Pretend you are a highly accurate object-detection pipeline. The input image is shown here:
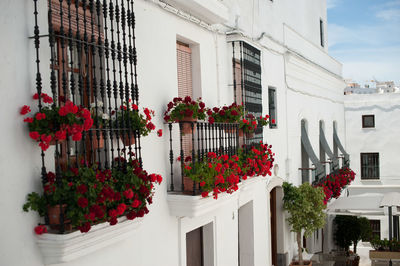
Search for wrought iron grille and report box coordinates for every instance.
[168,122,245,195]
[231,41,263,144]
[32,0,140,232]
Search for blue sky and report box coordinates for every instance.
[327,0,400,85]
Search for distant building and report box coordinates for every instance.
[344,80,399,95]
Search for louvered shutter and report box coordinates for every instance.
[176,42,193,161]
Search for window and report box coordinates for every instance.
[231,41,262,142]
[361,153,380,179]
[369,220,381,239]
[362,115,375,128]
[319,19,324,47]
[268,87,277,128]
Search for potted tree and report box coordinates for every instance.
[333,215,371,265]
[283,182,326,266]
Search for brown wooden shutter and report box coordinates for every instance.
[177,41,193,98]
[176,41,194,160]
[49,0,103,40]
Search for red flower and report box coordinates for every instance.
[146,122,155,130]
[271,119,276,124]
[108,209,118,218]
[33,93,39,100]
[68,182,73,187]
[117,203,127,215]
[109,217,118,226]
[77,184,87,194]
[156,175,163,184]
[208,117,215,124]
[43,95,53,104]
[157,129,163,137]
[77,197,88,208]
[126,211,137,220]
[35,112,46,121]
[132,104,138,110]
[201,191,209,198]
[83,118,94,131]
[41,134,52,144]
[123,189,134,199]
[34,225,47,235]
[29,131,40,140]
[39,142,50,151]
[131,199,141,208]
[72,132,82,141]
[55,130,67,141]
[20,105,31,115]
[200,181,206,187]
[78,222,91,233]
[46,172,56,183]
[24,117,34,123]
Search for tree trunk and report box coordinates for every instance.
[297,231,303,265]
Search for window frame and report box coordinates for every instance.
[362,115,375,128]
[360,152,380,180]
[319,19,324,47]
[268,87,277,129]
[369,219,381,240]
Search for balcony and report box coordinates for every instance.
[166,121,274,217]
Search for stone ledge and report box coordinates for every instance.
[36,217,143,265]
[167,176,266,218]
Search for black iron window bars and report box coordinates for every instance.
[167,121,244,195]
[32,0,141,232]
[230,40,263,144]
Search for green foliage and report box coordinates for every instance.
[371,237,400,252]
[23,192,47,217]
[114,108,154,136]
[333,215,372,253]
[282,182,326,237]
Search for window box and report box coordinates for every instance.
[36,217,143,265]
[369,250,400,260]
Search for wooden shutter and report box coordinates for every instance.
[49,0,103,40]
[186,227,204,266]
[177,42,193,98]
[176,41,193,160]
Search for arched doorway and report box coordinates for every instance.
[269,183,285,266]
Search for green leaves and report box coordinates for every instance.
[282,182,326,237]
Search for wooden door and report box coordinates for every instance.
[186,227,204,266]
[270,188,277,266]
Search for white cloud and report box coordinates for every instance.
[326,0,339,9]
[376,8,400,21]
[341,61,400,84]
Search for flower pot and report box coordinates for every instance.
[289,261,312,266]
[183,176,200,195]
[121,133,136,146]
[179,117,197,135]
[47,204,72,231]
[246,132,255,138]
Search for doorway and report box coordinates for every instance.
[270,187,278,266]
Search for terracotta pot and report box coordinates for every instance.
[47,204,72,230]
[289,261,312,266]
[183,176,200,195]
[246,132,255,138]
[121,133,136,146]
[179,117,197,135]
[239,129,244,137]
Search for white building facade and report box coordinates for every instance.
[0,0,348,266]
[343,92,400,238]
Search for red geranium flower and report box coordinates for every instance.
[20,105,31,115]
[34,225,47,235]
[77,197,88,208]
[157,129,162,137]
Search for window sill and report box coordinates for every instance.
[167,176,266,218]
[36,217,143,265]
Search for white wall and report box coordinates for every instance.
[344,93,400,186]
[0,0,347,265]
